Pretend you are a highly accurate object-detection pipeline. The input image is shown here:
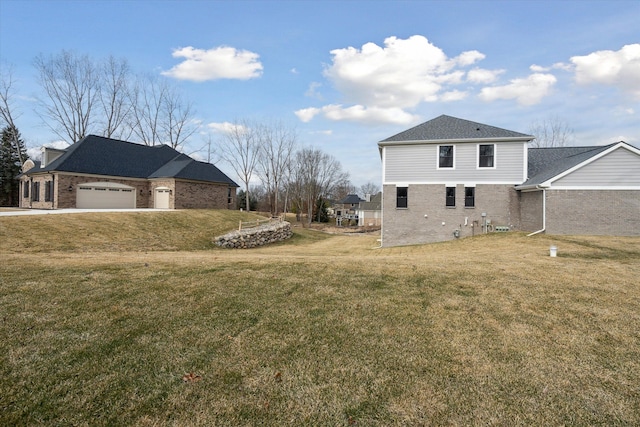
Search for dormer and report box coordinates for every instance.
[41,146,66,168]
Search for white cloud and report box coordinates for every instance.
[294,107,321,123]
[162,46,263,81]
[479,73,557,106]
[295,104,418,125]
[441,90,468,102]
[453,50,485,66]
[299,35,487,124]
[530,62,573,73]
[207,121,248,134]
[467,67,505,84]
[305,82,323,99]
[310,130,333,136]
[324,35,480,109]
[571,44,640,98]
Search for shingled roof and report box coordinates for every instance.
[26,135,238,186]
[380,115,533,143]
[520,143,617,187]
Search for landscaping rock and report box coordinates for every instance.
[214,221,293,249]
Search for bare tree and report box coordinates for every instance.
[217,120,260,211]
[255,120,297,216]
[162,85,197,150]
[0,63,26,164]
[129,76,168,146]
[528,115,574,148]
[289,147,349,224]
[34,50,100,143]
[359,182,380,199]
[129,75,197,149]
[99,55,133,140]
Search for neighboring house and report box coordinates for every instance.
[335,194,363,226]
[356,192,382,227]
[378,115,640,247]
[18,135,238,210]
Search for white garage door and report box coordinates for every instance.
[76,182,136,209]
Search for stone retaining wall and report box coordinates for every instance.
[214,221,293,249]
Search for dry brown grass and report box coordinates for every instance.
[1,211,639,425]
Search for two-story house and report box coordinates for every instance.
[379,115,640,247]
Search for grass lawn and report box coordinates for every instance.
[1,210,639,425]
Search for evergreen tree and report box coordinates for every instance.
[315,197,330,223]
[0,125,27,206]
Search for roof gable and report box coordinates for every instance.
[380,115,533,143]
[520,141,639,188]
[149,154,239,186]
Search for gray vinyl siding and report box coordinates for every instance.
[384,141,526,183]
[553,148,640,187]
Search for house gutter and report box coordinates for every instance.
[526,187,546,236]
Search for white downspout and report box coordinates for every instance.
[527,188,546,236]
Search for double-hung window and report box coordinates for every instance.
[478,144,495,168]
[445,186,456,207]
[465,187,475,208]
[438,145,454,169]
[45,181,53,202]
[32,182,40,202]
[23,182,29,198]
[396,186,408,208]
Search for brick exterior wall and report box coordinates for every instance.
[382,184,518,246]
[20,173,236,210]
[546,190,640,236]
[19,175,55,209]
[174,180,236,209]
[518,190,544,232]
[50,175,150,208]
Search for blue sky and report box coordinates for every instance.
[1,0,639,187]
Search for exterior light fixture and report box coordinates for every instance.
[68,185,73,192]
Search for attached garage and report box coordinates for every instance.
[76,182,136,209]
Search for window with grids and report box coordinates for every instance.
[445,186,455,207]
[396,186,408,208]
[465,187,475,207]
[45,181,53,202]
[32,182,40,202]
[478,144,495,168]
[438,145,454,168]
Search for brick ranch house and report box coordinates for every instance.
[379,115,640,247]
[18,135,238,210]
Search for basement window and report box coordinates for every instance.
[465,187,475,208]
[446,186,456,207]
[396,186,408,208]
